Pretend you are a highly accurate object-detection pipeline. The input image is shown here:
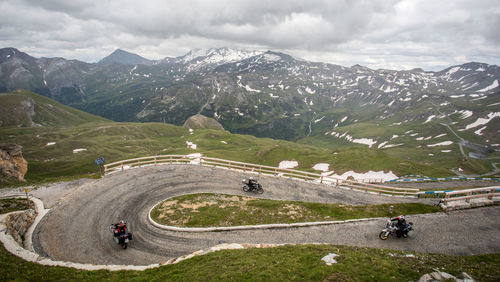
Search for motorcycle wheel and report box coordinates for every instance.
[243,185,250,192]
[256,187,264,194]
[379,231,390,240]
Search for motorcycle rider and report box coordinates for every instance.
[390,215,407,237]
[246,177,258,190]
[113,220,127,239]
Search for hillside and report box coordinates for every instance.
[0,48,499,177]
[0,117,454,187]
[0,90,108,127]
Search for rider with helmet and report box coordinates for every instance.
[113,220,127,237]
[390,215,407,237]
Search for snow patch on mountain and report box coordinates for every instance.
[423,115,436,124]
[427,141,453,147]
[458,110,473,119]
[463,112,500,130]
[477,80,499,92]
[474,126,487,135]
[262,53,281,62]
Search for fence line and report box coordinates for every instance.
[443,187,500,204]
[103,155,419,196]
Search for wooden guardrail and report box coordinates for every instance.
[443,187,499,204]
[103,155,420,196]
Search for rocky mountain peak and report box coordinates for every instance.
[98,49,152,65]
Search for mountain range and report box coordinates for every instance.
[0,46,499,176]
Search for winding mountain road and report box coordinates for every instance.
[32,165,500,266]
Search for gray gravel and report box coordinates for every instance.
[32,165,500,266]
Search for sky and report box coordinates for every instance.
[1,0,500,71]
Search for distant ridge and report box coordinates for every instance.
[98,49,152,65]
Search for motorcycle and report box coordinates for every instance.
[110,224,133,249]
[242,179,264,194]
[379,219,414,240]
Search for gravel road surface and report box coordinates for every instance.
[32,165,500,266]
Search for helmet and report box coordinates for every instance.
[397,215,404,220]
[119,220,125,225]
[249,177,254,180]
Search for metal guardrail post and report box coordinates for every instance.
[121,162,123,171]
[489,188,494,200]
[320,175,323,184]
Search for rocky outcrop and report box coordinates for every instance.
[5,209,37,246]
[0,143,28,181]
[183,114,224,130]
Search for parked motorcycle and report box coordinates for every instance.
[110,224,133,249]
[242,179,264,194]
[379,219,414,240]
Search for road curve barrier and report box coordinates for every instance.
[103,155,420,197]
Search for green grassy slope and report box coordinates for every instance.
[0,89,109,127]
[1,120,450,187]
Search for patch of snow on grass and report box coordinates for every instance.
[441,150,452,153]
[450,94,465,98]
[464,112,500,130]
[477,79,498,92]
[390,135,398,140]
[186,141,197,149]
[221,141,228,144]
[427,141,453,147]
[322,253,339,266]
[378,141,388,148]
[279,161,298,169]
[423,115,436,124]
[474,126,486,135]
[244,84,261,93]
[352,138,377,148]
[312,163,329,172]
[314,116,325,123]
[45,142,56,146]
[328,170,397,181]
[305,87,316,94]
[459,110,473,119]
[434,133,446,138]
[381,143,403,149]
[72,148,87,153]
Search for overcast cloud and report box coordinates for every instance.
[1,0,499,70]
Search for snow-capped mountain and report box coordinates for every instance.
[164,47,264,72]
[1,47,499,144]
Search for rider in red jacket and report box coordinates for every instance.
[114,220,127,236]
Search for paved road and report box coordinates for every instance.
[32,165,500,266]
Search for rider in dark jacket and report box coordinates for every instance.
[245,177,259,190]
[390,215,406,237]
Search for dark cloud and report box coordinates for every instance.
[0,0,499,70]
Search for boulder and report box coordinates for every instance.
[0,143,28,181]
